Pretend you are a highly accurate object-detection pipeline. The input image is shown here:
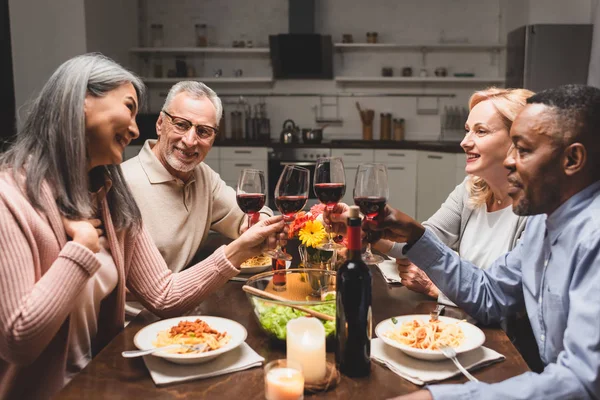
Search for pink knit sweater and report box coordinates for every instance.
[0,172,239,399]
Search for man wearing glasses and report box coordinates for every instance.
[122,81,272,283]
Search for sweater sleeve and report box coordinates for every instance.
[126,225,239,318]
[0,200,101,365]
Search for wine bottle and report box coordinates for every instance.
[335,205,372,377]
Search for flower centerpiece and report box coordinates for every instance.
[289,204,343,270]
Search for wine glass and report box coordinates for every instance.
[236,169,267,229]
[265,165,309,261]
[353,163,389,264]
[313,157,346,250]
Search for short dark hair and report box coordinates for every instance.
[527,84,600,172]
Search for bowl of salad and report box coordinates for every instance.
[244,269,336,341]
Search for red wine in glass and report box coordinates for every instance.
[237,193,266,214]
[314,157,346,251]
[275,195,308,220]
[314,183,346,207]
[236,169,266,229]
[354,196,386,219]
[265,165,310,261]
[353,163,389,264]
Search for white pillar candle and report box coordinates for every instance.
[286,317,327,383]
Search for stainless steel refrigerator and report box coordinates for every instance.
[506,24,593,92]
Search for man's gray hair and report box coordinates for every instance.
[0,53,145,230]
[161,81,223,123]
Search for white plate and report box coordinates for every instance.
[133,316,247,365]
[375,315,485,361]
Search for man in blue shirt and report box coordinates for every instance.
[371,84,600,399]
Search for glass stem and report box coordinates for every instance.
[365,243,373,257]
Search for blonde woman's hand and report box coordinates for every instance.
[62,217,102,253]
[396,258,439,298]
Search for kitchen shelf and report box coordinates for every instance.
[335,76,505,84]
[142,77,274,84]
[130,47,270,54]
[334,43,505,51]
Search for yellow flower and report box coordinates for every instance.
[298,220,327,248]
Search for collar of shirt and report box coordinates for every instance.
[545,180,600,245]
[138,139,196,186]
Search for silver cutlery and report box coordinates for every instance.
[121,343,207,358]
[430,304,445,321]
[438,344,479,382]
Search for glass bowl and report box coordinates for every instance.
[244,269,336,341]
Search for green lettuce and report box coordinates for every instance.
[255,300,336,340]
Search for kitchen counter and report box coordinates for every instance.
[214,139,463,153]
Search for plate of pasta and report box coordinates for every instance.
[133,316,247,364]
[375,315,485,361]
[240,254,272,274]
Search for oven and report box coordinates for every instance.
[267,147,331,211]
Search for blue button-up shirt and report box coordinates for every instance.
[406,180,600,400]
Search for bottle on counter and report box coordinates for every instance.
[335,205,372,377]
[393,118,405,141]
[380,112,392,141]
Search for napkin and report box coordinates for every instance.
[143,342,265,386]
[377,260,402,284]
[371,338,505,385]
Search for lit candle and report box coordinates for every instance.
[265,361,304,400]
[286,317,327,383]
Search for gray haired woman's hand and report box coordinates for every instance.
[62,217,102,253]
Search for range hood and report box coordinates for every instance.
[269,0,333,79]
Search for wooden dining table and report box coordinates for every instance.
[57,249,530,400]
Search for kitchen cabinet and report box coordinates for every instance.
[375,150,417,218]
[455,153,467,186]
[219,147,269,189]
[331,149,374,205]
[416,151,458,221]
[203,147,220,174]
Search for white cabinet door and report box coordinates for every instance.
[374,150,417,218]
[203,147,220,174]
[416,151,458,221]
[331,149,374,205]
[387,164,417,218]
[219,147,268,187]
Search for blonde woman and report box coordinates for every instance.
[378,88,533,304]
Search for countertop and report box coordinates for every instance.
[213,139,463,153]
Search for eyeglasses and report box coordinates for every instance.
[161,110,218,139]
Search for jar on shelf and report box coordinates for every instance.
[150,24,164,47]
[152,59,163,78]
[195,24,207,47]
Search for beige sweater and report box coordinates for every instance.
[0,172,239,400]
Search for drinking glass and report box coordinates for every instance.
[353,163,389,264]
[265,165,309,261]
[313,157,345,250]
[236,169,267,229]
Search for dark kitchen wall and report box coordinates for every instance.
[1,0,15,150]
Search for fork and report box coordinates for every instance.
[438,344,479,382]
[121,343,207,358]
[430,304,445,321]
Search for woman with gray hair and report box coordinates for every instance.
[0,53,285,399]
